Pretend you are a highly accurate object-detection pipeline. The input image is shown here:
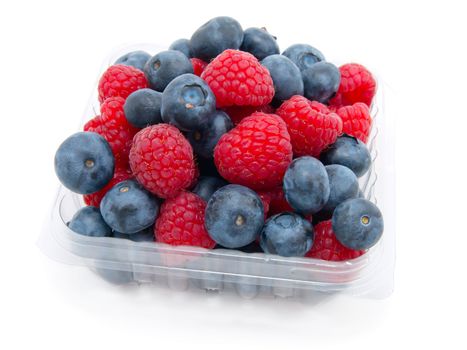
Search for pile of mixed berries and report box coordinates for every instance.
[55,16,384,262]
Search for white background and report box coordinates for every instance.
[1,0,466,349]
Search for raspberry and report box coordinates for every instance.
[83,167,132,207]
[335,103,372,143]
[190,58,208,76]
[276,95,342,157]
[257,191,272,218]
[214,112,292,190]
[188,164,200,189]
[98,64,148,103]
[84,96,138,167]
[306,220,365,261]
[223,105,275,125]
[201,49,274,108]
[129,124,196,198]
[329,63,376,108]
[267,187,293,216]
[155,191,215,249]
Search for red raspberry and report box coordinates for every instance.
[190,58,208,77]
[329,63,376,108]
[267,187,293,216]
[129,124,196,198]
[306,220,365,261]
[83,167,132,207]
[84,96,138,167]
[276,95,342,157]
[201,49,274,108]
[214,112,292,190]
[223,105,275,125]
[98,64,148,103]
[188,164,200,189]
[155,191,215,249]
[257,191,272,218]
[336,102,372,143]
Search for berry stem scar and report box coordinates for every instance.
[235,215,245,226]
[361,215,370,225]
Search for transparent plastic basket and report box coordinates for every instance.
[38,44,395,300]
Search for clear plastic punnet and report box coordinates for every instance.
[38,44,395,300]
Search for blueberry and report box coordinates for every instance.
[187,110,233,157]
[261,54,304,102]
[161,74,216,131]
[283,156,330,215]
[205,185,264,248]
[143,50,193,91]
[215,241,263,253]
[302,61,340,103]
[282,44,325,71]
[237,241,263,253]
[100,180,159,234]
[240,27,279,60]
[321,136,372,177]
[197,157,221,177]
[260,213,313,257]
[192,176,228,202]
[54,132,114,194]
[124,88,162,128]
[332,198,384,250]
[169,38,193,58]
[323,165,359,212]
[113,226,155,242]
[115,50,151,71]
[68,206,112,237]
[190,16,243,61]
[311,210,333,226]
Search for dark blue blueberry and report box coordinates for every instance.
[169,38,193,58]
[302,61,340,103]
[143,50,193,91]
[197,157,221,177]
[115,50,151,71]
[54,132,114,194]
[113,226,155,242]
[100,180,159,234]
[187,110,233,157]
[283,156,330,215]
[205,184,264,248]
[124,88,162,128]
[68,206,112,237]
[261,54,304,102]
[282,44,325,71]
[190,16,243,61]
[321,136,371,177]
[311,210,333,226]
[192,176,228,202]
[240,27,279,60]
[161,73,216,131]
[332,198,384,250]
[323,165,359,212]
[237,241,263,253]
[215,241,263,253]
[260,213,313,257]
